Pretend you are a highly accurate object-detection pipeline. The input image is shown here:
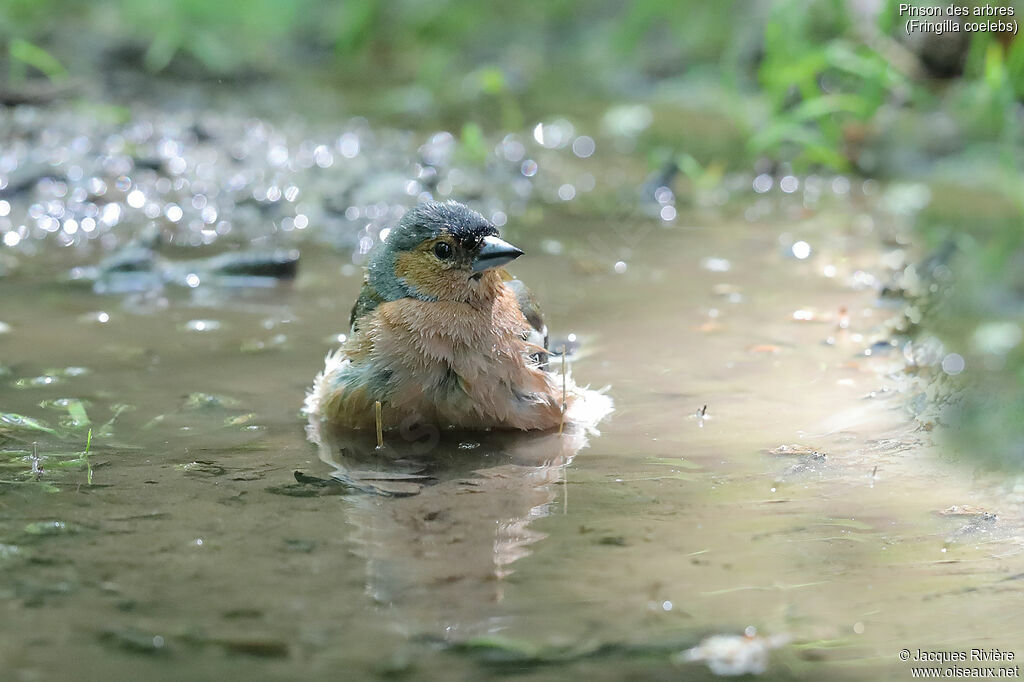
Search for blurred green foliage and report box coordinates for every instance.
[1,0,1020,171]
[8,39,68,82]
[912,184,1024,467]
[754,0,908,170]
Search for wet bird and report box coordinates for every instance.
[305,200,609,432]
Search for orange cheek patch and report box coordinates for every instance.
[394,250,461,300]
[394,251,441,296]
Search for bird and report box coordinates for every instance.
[304,200,610,432]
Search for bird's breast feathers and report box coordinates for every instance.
[307,282,564,430]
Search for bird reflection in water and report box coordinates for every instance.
[306,415,604,638]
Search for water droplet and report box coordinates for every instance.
[165,204,183,222]
[338,133,360,158]
[941,353,965,375]
[572,135,596,158]
[184,319,220,332]
[541,239,563,255]
[126,190,146,209]
[701,257,730,272]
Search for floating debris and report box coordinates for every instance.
[30,442,42,478]
[675,629,790,676]
[183,393,240,410]
[936,505,997,521]
[175,460,227,477]
[223,413,256,427]
[265,470,418,498]
[692,404,710,428]
[767,444,826,460]
[374,400,384,450]
[22,520,76,536]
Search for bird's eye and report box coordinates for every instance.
[433,242,452,259]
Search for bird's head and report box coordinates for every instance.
[367,201,523,303]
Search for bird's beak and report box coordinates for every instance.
[472,235,524,272]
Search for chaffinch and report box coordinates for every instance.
[304,200,610,432]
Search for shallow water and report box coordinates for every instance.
[3,113,1024,681]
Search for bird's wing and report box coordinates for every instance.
[504,276,549,368]
[349,277,386,332]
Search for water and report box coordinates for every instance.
[2,106,1023,681]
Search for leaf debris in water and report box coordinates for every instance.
[0,413,56,435]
